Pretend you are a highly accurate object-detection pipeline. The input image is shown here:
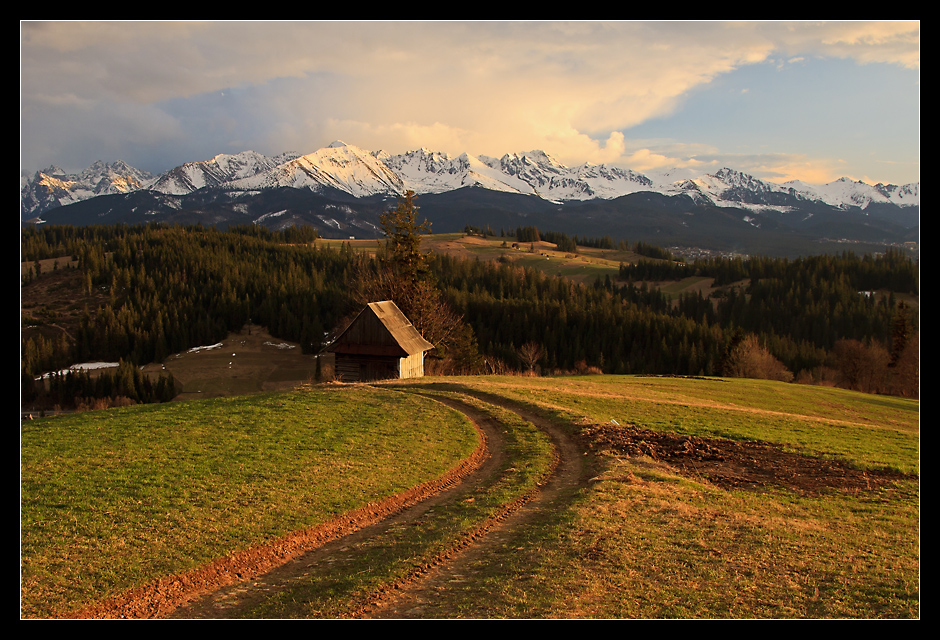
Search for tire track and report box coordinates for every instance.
[358,389,587,619]
[74,388,583,619]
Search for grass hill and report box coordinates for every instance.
[322,231,713,295]
[21,346,919,618]
[20,224,919,617]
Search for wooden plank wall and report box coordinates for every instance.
[335,354,403,382]
[399,353,425,379]
[338,311,398,349]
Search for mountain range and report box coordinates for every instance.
[21,141,919,257]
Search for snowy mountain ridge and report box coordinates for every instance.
[21,161,155,216]
[21,141,920,220]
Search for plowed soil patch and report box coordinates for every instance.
[580,423,913,495]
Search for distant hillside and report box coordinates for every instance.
[27,185,917,259]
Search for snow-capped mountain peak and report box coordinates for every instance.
[20,161,154,218]
[229,142,406,197]
[146,150,297,196]
[781,176,919,210]
[21,143,920,221]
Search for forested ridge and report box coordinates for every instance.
[21,222,918,409]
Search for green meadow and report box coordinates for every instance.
[21,375,919,619]
[20,386,479,618]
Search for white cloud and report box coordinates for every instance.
[20,20,919,184]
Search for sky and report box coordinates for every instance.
[20,20,920,187]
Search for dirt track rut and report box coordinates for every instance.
[361,392,585,619]
[157,390,583,619]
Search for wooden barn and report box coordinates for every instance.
[325,300,435,382]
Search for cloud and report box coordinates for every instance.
[813,20,920,68]
[318,119,479,156]
[697,152,863,185]
[20,21,919,184]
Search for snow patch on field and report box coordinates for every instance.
[37,361,120,380]
[264,341,296,349]
[186,343,223,353]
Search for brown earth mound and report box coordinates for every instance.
[579,423,913,495]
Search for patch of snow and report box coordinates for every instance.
[187,343,223,353]
[264,341,296,349]
[254,209,289,223]
[37,361,120,380]
[317,215,342,229]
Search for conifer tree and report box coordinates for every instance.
[354,191,481,371]
[378,190,431,284]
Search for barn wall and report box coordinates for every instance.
[328,302,432,381]
[335,354,402,382]
[399,353,425,379]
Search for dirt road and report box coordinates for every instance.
[359,391,585,619]
[69,383,909,619]
[153,390,585,619]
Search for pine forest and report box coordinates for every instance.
[21,221,919,410]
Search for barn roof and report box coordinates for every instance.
[327,300,434,356]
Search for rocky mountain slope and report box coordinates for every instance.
[21,142,919,258]
[22,141,919,220]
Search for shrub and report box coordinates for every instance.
[723,334,794,382]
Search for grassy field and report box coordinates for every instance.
[20,385,480,618]
[445,376,919,474]
[321,233,658,287]
[212,389,557,619]
[395,376,919,618]
[319,232,727,300]
[21,375,919,619]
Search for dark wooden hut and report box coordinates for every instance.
[326,300,434,382]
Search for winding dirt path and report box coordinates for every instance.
[359,391,586,619]
[67,391,491,619]
[151,389,586,619]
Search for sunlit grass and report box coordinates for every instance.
[453,456,919,618]
[234,390,555,619]
[387,375,919,619]
[21,385,479,618]
[443,375,918,475]
[22,374,919,619]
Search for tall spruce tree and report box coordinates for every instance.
[378,190,431,284]
[354,191,481,372]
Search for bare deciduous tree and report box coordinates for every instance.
[517,341,545,375]
[832,338,890,394]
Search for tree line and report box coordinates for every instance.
[434,248,916,395]
[22,360,177,410]
[620,248,918,291]
[518,227,636,254]
[469,225,652,256]
[21,220,918,409]
[21,223,350,410]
